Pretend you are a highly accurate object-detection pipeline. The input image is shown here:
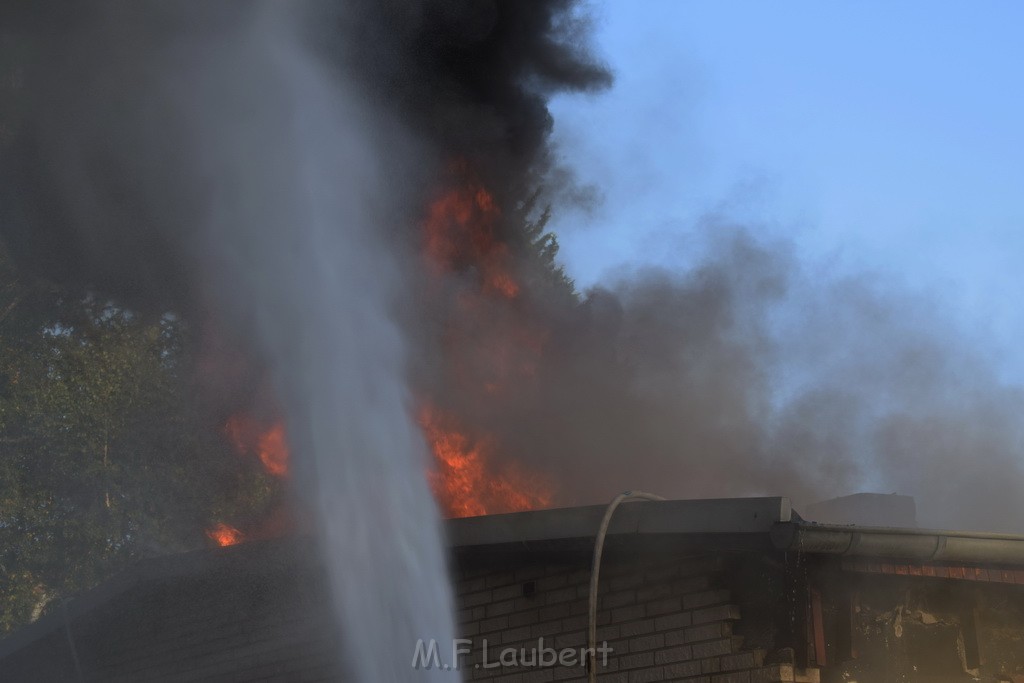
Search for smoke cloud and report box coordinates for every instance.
[4,10,1023,683]
[428,214,1024,533]
[0,0,615,678]
[323,2,1024,535]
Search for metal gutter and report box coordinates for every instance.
[771,522,1024,565]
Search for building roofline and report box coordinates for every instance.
[446,496,792,547]
[449,497,1024,566]
[6,496,1024,660]
[771,521,1024,565]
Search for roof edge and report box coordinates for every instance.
[446,496,792,547]
[771,521,1024,565]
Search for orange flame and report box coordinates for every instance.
[423,184,519,299]
[418,403,553,518]
[417,172,557,515]
[207,171,558,545]
[207,522,243,547]
[224,414,289,477]
[214,402,552,524]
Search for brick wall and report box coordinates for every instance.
[454,552,817,683]
[1,537,832,682]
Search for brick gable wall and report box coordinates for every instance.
[454,552,818,683]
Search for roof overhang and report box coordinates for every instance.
[446,496,792,548]
[7,496,1024,662]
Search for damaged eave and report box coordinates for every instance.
[771,521,1024,565]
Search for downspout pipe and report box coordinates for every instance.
[588,491,665,683]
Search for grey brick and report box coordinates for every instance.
[653,644,693,664]
[720,651,764,671]
[684,622,732,643]
[493,584,525,602]
[654,611,691,631]
[612,604,646,623]
[500,626,533,645]
[691,604,741,625]
[539,602,574,622]
[561,615,588,632]
[691,638,734,659]
[629,666,666,683]
[509,610,539,628]
[515,596,543,611]
[530,621,563,639]
[628,633,664,652]
[461,590,494,608]
[554,631,586,649]
[487,599,517,617]
[620,619,656,637]
[553,665,587,681]
[601,590,637,609]
[663,660,703,678]
[645,597,682,616]
[480,615,509,634]
[522,669,554,683]
[545,586,578,605]
[587,674,628,683]
[711,671,751,683]
[618,651,655,669]
[664,628,691,647]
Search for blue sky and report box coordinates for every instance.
[550,1,1024,376]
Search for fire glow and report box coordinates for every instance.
[419,403,553,517]
[206,522,243,547]
[423,182,519,300]
[223,414,289,478]
[419,173,556,516]
[208,177,557,544]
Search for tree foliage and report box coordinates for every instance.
[0,247,276,633]
[513,187,578,305]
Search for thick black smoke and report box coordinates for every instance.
[0,0,610,312]
[327,0,610,194]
